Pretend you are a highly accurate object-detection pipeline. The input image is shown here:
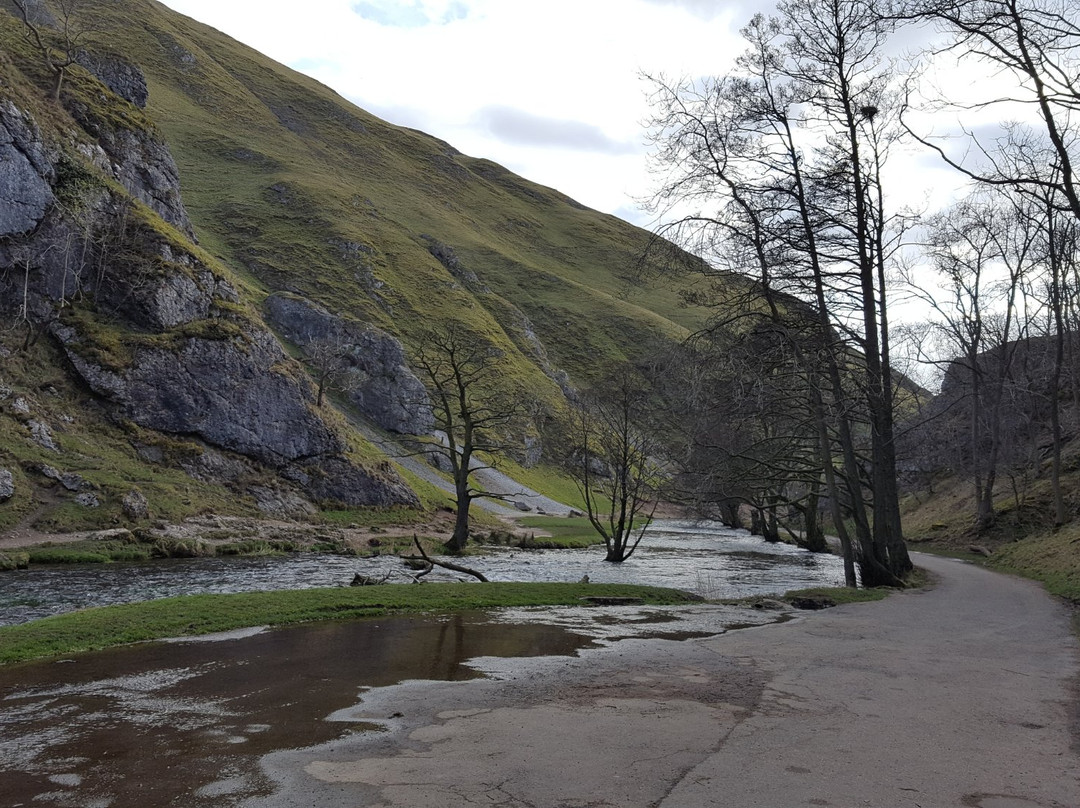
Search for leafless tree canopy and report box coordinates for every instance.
[411,324,524,553]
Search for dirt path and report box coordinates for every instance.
[251,554,1079,808]
[347,418,573,517]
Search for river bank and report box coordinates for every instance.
[253,554,1080,808]
[2,555,1074,807]
[0,519,849,628]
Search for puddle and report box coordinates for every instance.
[0,601,781,806]
[0,612,592,807]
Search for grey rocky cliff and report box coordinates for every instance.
[0,100,55,237]
[95,240,240,331]
[75,51,149,108]
[264,293,434,435]
[49,311,417,509]
[58,49,194,239]
[54,325,342,466]
[1,98,418,510]
[99,125,193,239]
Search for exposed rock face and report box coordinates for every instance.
[75,51,149,108]
[422,235,487,292]
[94,125,195,239]
[51,322,419,508]
[28,419,59,451]
[0,0,55,26]
[44,467,87,492]
[523,435,542,467]
[74,492,100,507]
[0,469,14,502]
[55,326,342,466]
[177,446,250,483]
[264,293,434,435]
[285,455,418,508]
[122,488,150,520]
[95,247,239,331]
[1,86,420,512]
[0,100,54,237]
[248,485,316,519]
[49,58,195,239]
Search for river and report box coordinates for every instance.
[0,519,846,626]
[0,519,847,807]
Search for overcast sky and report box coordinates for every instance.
[156,0,1015,236]
[157,0,769,226]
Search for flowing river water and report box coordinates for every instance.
[0,519,847,807]
[0,519,846,627]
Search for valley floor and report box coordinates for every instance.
[255,554,1079,808]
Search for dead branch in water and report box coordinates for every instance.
[406,535,489,582]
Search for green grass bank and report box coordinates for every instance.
[0,582,699,666]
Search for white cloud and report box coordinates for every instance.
[158,0,746,218]
[350,0,470,27]
[472,106,642,155]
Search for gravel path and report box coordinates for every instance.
[252,554,1079,808]
[351,421,574,517]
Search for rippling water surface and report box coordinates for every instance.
[0,519,845,626]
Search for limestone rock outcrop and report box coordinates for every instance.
[0,92,419,512]
[75,51,149,108]
[55,326,342,466]
[264,293,434,435]
[0,100,54,237]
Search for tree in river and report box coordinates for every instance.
[411,324,524,553]
[670,323,833,552]
[645,0,914,585]
[568,371,660,563]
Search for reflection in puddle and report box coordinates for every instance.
[0,613,592,807]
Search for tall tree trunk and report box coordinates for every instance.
[50,66,65,101]
[1048,202,1068,527]
[447,492,470,554]
[801,488,829,553]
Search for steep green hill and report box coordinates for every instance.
[0,0,727,534]
[98,0,715,381]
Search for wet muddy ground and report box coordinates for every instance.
[0,603,775,807]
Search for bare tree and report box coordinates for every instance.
[645,0,914,585]
[908,191,1032,530]
[900,0,1080,224]
[569,370,660,563]
[11,0,96,101]
[411,325,523,554]
[304,335,351,408]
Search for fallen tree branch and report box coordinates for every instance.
[410,535,489,582]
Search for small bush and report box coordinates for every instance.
[0,552,30,571]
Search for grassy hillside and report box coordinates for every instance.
[0,0,743,535]
[84,0,718,389]
[901,450,1080,603]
